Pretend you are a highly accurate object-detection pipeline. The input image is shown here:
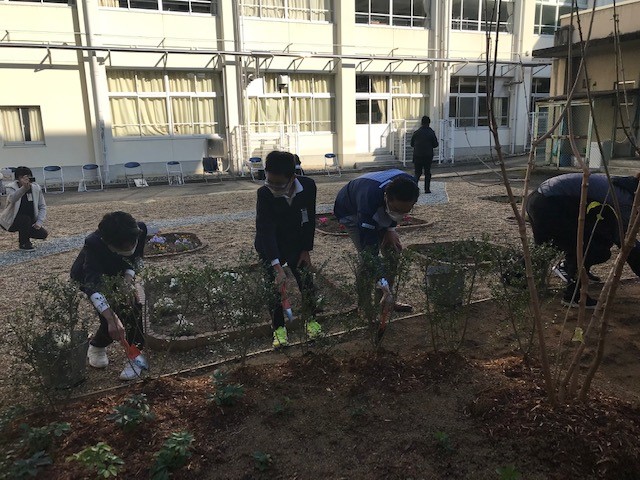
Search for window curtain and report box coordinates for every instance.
[313,75,331,93]
[110,98,140,136]
[314,98,332,131]
[1,108,23,143]
[291,74,313,93]
[371,76,388,94]
[28,108,44,142]
[194,98,216,134]
[171,97,193,135]
[292,97,312,131]
[310,0,329,21]
[99,0,121,7]
[289,0,307,19]
[139,98,168,135]
[107,70,136,92]
[137,71,165,92]
[263,0,285,18]
[242,1,259,16]
[169,72,194,92]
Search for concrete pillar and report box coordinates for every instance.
[335,1,356,168]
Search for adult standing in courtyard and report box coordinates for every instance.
[410,115,439,194]
[526,172,640,308]
[0,166,48,251]
[71,211,149,381]
[333,169,420,312]
[255,150,322,349]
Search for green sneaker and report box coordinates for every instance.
[306,320,322,340]
[273,326,288,349]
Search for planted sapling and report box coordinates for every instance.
[66,442,124,479]
[107,394,155,431]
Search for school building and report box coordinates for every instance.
[0,0,606,183]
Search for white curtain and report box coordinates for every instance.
[1,108,23,143]
[242,1,259,16]
[139,98,168,136]
[289,0,307,19]
[314,98,332,131]
[169,72,194,92]
[263,0,285,18]
[310,0,330,21]
[110,98,140,136]
[291,74,313,93]
[99,0,120,7]
[137,71,165,92]
[292,97,312,131]
[107,70,136,92]
[371,76,388,93]
[171,97,193,135]
[194,98,216,134]
[28,108,44,142]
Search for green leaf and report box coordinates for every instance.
[571,327,584,343]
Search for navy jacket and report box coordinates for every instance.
[334,169,416,250]
[410,125,439,160]
[70,222,147,296]
[254,176,316,264]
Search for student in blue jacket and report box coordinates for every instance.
[334,169,420,311]
[255,151,321,348]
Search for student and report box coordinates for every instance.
[71,211,149,380]
[255,150,321,348]
[526,172,640,308]
[0,166,48,251]
[293,153,305,176]
[333,169,420,311]
[411,116,439,193]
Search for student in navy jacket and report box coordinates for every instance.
[255,151,321,348]
[334,169,420,311]
[410,116,439,193]
[526,172,640,308]
[71,211,149,381]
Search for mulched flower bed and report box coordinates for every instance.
[316,213,432,236]
[144,232,205,258]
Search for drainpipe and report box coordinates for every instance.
[81,0,109,182]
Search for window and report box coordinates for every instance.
[356,75,429,123]
[107,70,223,137]
[449,76,509,127]
[534,1,572,35]
[99,0,216,14]
[356,0,427,27]
[7,0,68,4]
[451,0,512,32]
[0,107,45,145]
[249,73,334,133]
[241,0,331,21]
[530,77,551,112]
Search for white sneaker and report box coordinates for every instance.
[87,345,109,368]
[119,354,148,381]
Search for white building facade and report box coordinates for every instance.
[0,0,585,182]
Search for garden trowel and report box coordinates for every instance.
[120,338,142,360]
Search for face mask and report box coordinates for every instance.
[385,199,405,222]
[111,241,138,257]
[265,178,293,197]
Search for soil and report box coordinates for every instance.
[4,281,640,479]
[481,194,524,204]
[145,232,204,257]
[316,213,432,235]
[2,173,640,478]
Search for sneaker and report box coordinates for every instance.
[87,345,109,368]
[561,283,597,309]
[119,354,148,381]
[393,302,413,313]
[306,320,322,340]
[19,242,35,251]
[552,260,571,283]
[272,326,288,349]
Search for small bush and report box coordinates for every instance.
[253,451,273,472]
[67,442,124,479]
[6,451,52,479]
[208,370,244,407]
[107,394,155,432]
[19,421,71,454]
[150,431,194,480]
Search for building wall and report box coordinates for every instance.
[0,0,561,182]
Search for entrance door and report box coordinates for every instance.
[355,98,389,153]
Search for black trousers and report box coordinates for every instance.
[90,302,145,349]
[262,254,317,329]
[8,214,48,245]
[526,190,615,279]
[413,156,433,192]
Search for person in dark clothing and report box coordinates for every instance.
[71,211,149,381]
[526,173,640,308]
[0,166,48,251]
[410,116,439,193]
[334,169,420,312]
[255,150,321,348]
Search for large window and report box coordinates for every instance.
[5,0,68,3]
[530,77,551,112]
[534,1,572,35]
[249,73,334,133]
[241,0,331,21]
[107,70,223,137]
[355,0,427,27]
[99,0,215,14]
[0,107,45,145]
[451,0,512,32]
[449,76,509,128]
[355,75,429,124]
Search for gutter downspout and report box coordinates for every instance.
[81,0,109,182]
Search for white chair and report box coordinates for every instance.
[78,164,104,192]
[42,165,65,193]
[202,157,222,184]
[244,157,264,182]
[124,162,147,188]
[166,161,184,186]
[324,153,341,176]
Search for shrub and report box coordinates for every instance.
[253,451,273,472]
[150,431,194,480]
[19,421,71,454]
[66,442,124,479]
[208,370,244,407]
[107,394,155,431]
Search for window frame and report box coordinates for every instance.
[533,1,573,35]
[107,70,223,138]
[355,0,428,28]
[449,76,510,128]
[0,106,45,146]
[98,0,217,15]
[240,0,332,22]
[248,73,335,134]
[451,0,512,33]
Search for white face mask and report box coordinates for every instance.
[111,241,138,257]
[385,199,405,222]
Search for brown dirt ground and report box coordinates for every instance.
[2,175,640,479]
